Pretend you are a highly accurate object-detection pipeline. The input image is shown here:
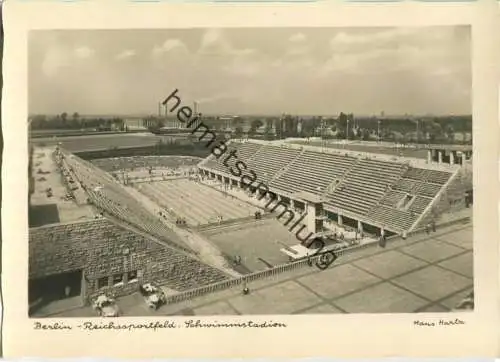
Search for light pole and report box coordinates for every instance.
[346,119,349,141]
[321,117,326,151]
[416,119,419,145]
[280,113,284,140]
[377,119,381,143]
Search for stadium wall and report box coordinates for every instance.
[29,219,229,304]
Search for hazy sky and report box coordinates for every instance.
[29,26,471,116]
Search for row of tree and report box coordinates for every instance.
[30,112,472,145]
[30,113,126,131]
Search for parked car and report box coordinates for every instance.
[93,294,120,317]
[139,283,166,310]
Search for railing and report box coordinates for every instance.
[163,213,471,306]
[163,235,390,305]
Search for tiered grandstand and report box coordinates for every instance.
[28,146,235,316]
[270,150,356,195]
[198,140,464,235]
[91,155,201,172]
[57,150,193,253]
[29,219,228,297]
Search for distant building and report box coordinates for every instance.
[123,117,147,130]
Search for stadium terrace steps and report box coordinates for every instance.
[408,195,433,214]
[403,167,451,184]
[199,142,457,234]
[61,151,193,253]
[379,190,406,207]
[29,218,229,295]
[364,205,417,232]
[393,178,444,198]
[235,142,264,161]
[413,182,442,198]
[411,167,464,231]
[198,142,264,176]
[393,178,416,193]
[91,156,201,172]
[245,146,302,183]
[326,158,405,215]
[270,151,356,195]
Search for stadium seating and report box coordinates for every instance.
[61,152,191,253]
[365,205,417,232]
[200,142,263,176]
[91,156,201,172]
[29,219,228,291]
[326,159,405,216]
[402,167,451,185]
[409,195,432,214]
[379,190,407,207]
[392,178,417,193]
[393,168,451,198]
[245,146,301,183]
[196,142,457,233]
[413,182,443,198]
[270,151,356,195]
[234,142,263,161]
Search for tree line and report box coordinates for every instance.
[30,113,126,131]
[30,112,472,145]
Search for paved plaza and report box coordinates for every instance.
[46,221,472,317]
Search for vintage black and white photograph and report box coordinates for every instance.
[27,26,474,318]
